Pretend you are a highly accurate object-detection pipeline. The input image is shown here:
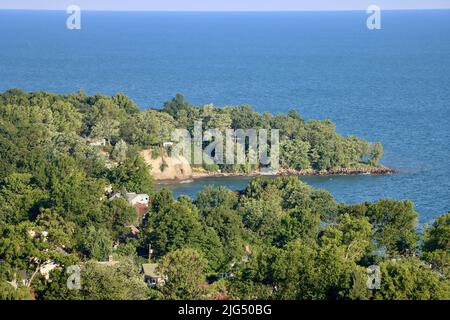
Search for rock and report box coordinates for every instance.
[140,149,193,181]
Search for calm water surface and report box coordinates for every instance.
[1,10,449,223]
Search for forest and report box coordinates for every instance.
[0,89,448,300]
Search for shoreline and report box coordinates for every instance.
[157,166,396,182]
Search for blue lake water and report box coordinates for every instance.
[0,10,449,223]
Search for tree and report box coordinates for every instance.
[108,198,138,237]
[112,92,140,114]
[162,93,192,119]
[422,213,450,277]
[369,142,384,165]
[239,184,285,244]
[0,221,74,290]
[375,258,449,300]
[271,110,305,140]
[312,246,361,300]
[39,259,151,300]
[44,154,107,225]
[203,107,232,131]
[200,206,245,264]
[227,105,264,130]
[271,240,319,299]
[121,110,176,147]
[146,202,205,258]
[195,186,237,212]
[320,214,372,262]
[0,280,32,300]
[0,173,48,225]
[146,196,226,271]
[151,188,175,213]
[35,209,76,249]
[48,100,83,134]
[78,226,113,261]
[280,139,311,170]
[79,259,150,300]
[50,132,104,174]
[91,118,120,144]
[305,120,337,170]
[109,155,153,195]
[157,248,208,300]
[111,139,128,164]
[366,199,419,255]
[227,245,278,300]
[84,97,127,143]
[278,208,321,245]
[423,212,450,252]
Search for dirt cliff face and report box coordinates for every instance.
[140,149,192,181]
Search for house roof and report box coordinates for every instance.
[108,192,149,204]
[126,192,148,202]
[127,193,139,203]
[108,192,122,201]
[142,263,160,277]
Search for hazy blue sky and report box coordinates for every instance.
[1,0,450,11]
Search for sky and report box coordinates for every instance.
[1,0,450,11]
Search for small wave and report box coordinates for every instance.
[179,179,194,184]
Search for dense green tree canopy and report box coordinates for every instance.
[157,248,208,300]
[0,89,447,301]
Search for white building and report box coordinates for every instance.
[126,193,150,206]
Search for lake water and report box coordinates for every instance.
[0,10,449,223]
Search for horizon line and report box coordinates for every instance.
[1,8,450,13]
